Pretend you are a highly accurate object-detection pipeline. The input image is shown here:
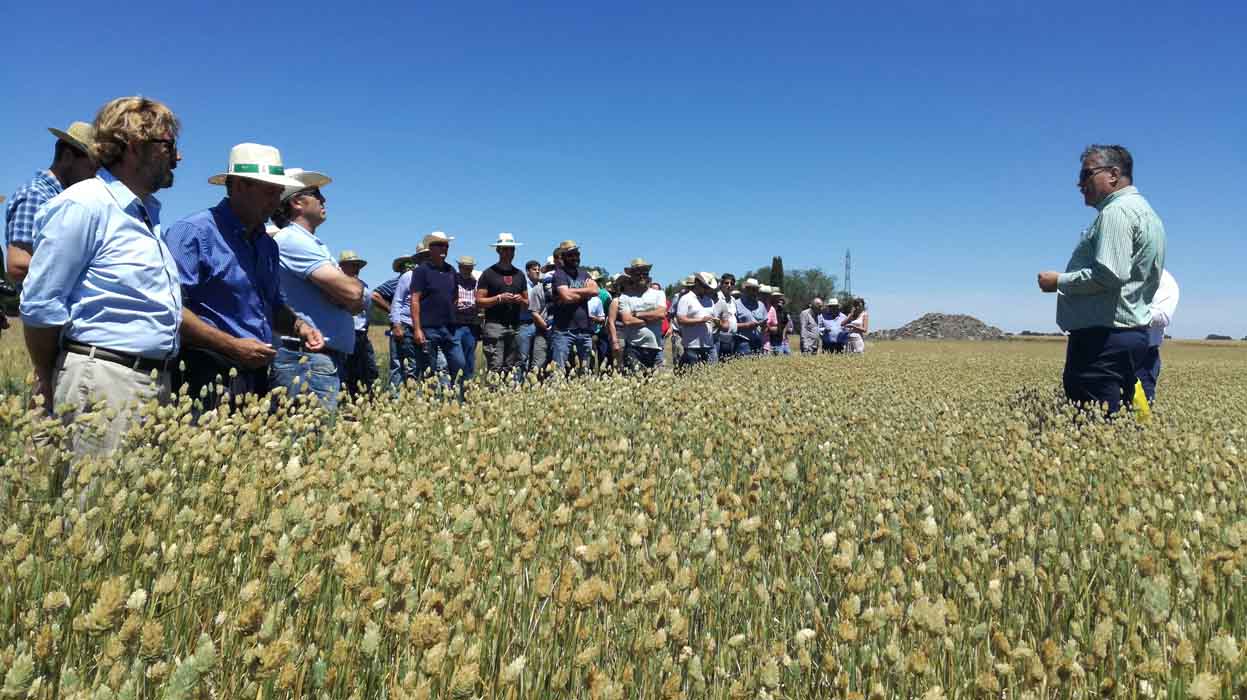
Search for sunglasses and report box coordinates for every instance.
[296,189,325,203]
[1078,166,1114,183]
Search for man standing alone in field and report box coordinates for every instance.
[1038,144,1165,413]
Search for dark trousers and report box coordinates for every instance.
[173,347,270,412]
[343,329,379,397]
[1063,326,1149,414]
[1135,344,1162,403]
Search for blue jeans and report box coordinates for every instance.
[387,332,403,388]
[517,322,536,375]
[681,347,713,367]
[770,338,791,355]
[270,347,343,412]
[1063,326,1149,414]
[717,335,736,361]
[454,325,479,380]
[415,326,467,389]
[551,329,593,372]
[737,330,764,355]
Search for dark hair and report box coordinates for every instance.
[270,198,295,229]
[53,139,80,164]
[720,273,736,283]
[525,259,540,270]
[1081,144,1133,180]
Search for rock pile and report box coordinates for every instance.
[875,313,1007,341]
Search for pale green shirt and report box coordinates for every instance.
[1056,186,1166,332]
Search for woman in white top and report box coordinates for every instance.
[843,298,869,353]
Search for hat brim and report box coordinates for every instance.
[489,242,523,248]
[392,257,414,272]
[209,171,307,189]
[281,172,333,201]
[341,259,368,268]
[48,128,93,156]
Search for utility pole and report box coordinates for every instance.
[844,249,852,297]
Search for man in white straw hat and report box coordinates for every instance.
[453,255,481,381]
[165,143,323,412]
[269,168,365,411]
[733,278,768,356]
[675,272,729,367]
[409,231,468,390]
[476,232,530,379]
[21,96,183,458]
[5,121,98,283]
[383,247,424,389]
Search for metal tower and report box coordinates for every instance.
[844,249,852,297]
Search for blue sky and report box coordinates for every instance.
[3,1,1244,338]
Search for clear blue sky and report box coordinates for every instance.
[3,1,1244,338]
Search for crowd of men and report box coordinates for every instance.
[1,96,868,458]
[0,97,1178,462]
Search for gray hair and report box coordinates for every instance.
[1081,144,1133,180]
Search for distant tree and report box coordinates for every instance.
[1207,334,1233,341]
[771,256,784,291]
[739,263,837,313]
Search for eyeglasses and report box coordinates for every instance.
[147,138,177,154]
[1079,165,1114,183]
[296,189,325,203]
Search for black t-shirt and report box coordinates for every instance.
[551,266,591,330]
[479,263,528,325]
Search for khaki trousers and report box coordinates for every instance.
[53,351,171,457]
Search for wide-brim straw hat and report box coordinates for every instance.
[457,255,476,267]
[693,271,717,288]
[48,122,96,157]
[556,240,580,254]
[280,168,332,202]
[489,232,522,248]
[392,254,416,273]
[339,250,367,268]
[421,231,454,248]
[627,257,652,271]
[742,278,761,289]
[208,143,306,188]
[826,297,841,306]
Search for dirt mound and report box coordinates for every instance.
[876,313,1007,340]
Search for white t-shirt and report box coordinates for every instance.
[716,291,738,341]
[677,291,724,349]
[619,294,662,350]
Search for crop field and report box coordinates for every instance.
[1,331,1246,699]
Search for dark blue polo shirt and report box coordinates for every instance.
[410,261,457,329]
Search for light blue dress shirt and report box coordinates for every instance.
[389,270,413,327]
[354,281,371,332]
[273,223,355,355]
[20,169,182,358]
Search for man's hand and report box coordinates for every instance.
[391,323,405,339]
[299,324,325,352]
[1037,271,1060,293]
[230,338,277,369]
[414,328,426,346]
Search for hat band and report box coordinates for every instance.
[232,163,286,175]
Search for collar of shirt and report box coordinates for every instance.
[283,221,321,246]
[99,168,162,229]
[38,170,63,191]
[1094,185,1138,212]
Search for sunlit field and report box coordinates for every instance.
[1,325,1245,698]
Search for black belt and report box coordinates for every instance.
[63,341,172,372]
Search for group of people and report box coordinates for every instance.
[366,238,868,390]
[2,95,863,459]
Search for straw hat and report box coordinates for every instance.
[489,232,522,248]
[421,231,454,248]
[338,250,367,268]
[280,168,332,202]
[681,275,695,288]
[555,240,580,254]
[826,297,841,306]
[391,254,415,273]
[758,284,774,295]
[741,278,760,289]
[208,143,305,188]
[457,255,476,267]
[627,257,652,272]
[693,271,717,288]
[48,121,96,157]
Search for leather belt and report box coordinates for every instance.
[63,341,172,372]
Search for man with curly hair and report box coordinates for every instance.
[20,97,184,454]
